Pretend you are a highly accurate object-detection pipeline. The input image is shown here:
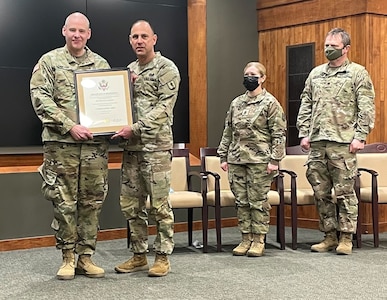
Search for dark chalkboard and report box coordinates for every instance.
[0,0,189,151]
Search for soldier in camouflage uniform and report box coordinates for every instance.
[297,28,375,255]
[112,20,180,277]
[218,62,286,257]
[30,12,110,280]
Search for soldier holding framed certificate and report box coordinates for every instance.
[30,12,110,280]
[112,20,181,277]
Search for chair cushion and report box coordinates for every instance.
[268,190,280,205]
[169,191,203,208]
[284,189,315,205]
[357,153,387,187]
[284,189,336,205]
[205,157,231,190]
[171,156,188,191]
[280,155,309,189]
[206,190,282,207]
[206,190,235,207]
[359,187,387,203]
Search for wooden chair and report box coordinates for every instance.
[199,147,285,252]
[356,142,387,247]
[127,148,206,251]
[281,145,361,249]
[280,145,314,249]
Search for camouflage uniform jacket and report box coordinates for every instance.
[120,52,181,152]
[297,59,375,143]
[217,89,287,165]
[30,45,110,143]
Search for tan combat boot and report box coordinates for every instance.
[246,234,265,257]
[148,253,170,277]
[57,249,75,280]
[336,232,353,255]
[232,233,252,256]
[76,254,105,278]
[311,230,338,252]
[115,253,148,273]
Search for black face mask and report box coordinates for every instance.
[243,76,260,91]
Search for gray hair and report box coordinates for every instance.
[327,28,351,46]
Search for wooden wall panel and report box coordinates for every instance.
[368,15,387,143]
[257,0,308,9]
[187,0,207,158]
[258,0,387,31]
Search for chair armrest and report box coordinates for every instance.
[279,169,297,179]
[272,172,284,188]
[354,171,361,200]
[279,169,297,203]
[200,171,221,207]
[274,172,285,205]
[358,167,378,177]
[200,170,221,180]
[357,167,379,201]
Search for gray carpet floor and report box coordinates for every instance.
[1,226,387,300]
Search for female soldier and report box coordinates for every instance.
[218,62,286,257]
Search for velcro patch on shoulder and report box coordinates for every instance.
[167,81,176,90]
[32,63,40,74]
[160,71,178,90]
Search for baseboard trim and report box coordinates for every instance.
[2,216,382,251]
[0,218,239,252]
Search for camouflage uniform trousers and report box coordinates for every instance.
[306,141,358,233]
[39,142,109,254]
[120,150,174,255]
[228,163,275,234]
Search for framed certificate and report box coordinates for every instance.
[74,68,134,135]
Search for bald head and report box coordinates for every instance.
[64,12,90,29]
[130,20,154,34]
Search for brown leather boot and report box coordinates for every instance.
[336,232,353,255]
[76,254,105,278]
[57,249,75,280]
[232,233,252,256]
[115,253,148,273]
[311,230,338,252]
[246,234,265,257]
[148,253,170,277]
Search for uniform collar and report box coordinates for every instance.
[323,58,350,75]
[63,45,94,66]
[136,51,161,70]
[245,88,267,104]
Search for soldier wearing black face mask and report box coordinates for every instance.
[218,61,287,258]
[243,75,260,91]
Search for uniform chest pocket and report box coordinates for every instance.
[250,106,267,126]
[54,67,75,95]
[54,67,73,83]
[134,76,158,94]
[334,73,353,91]
[314,73,354,101]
